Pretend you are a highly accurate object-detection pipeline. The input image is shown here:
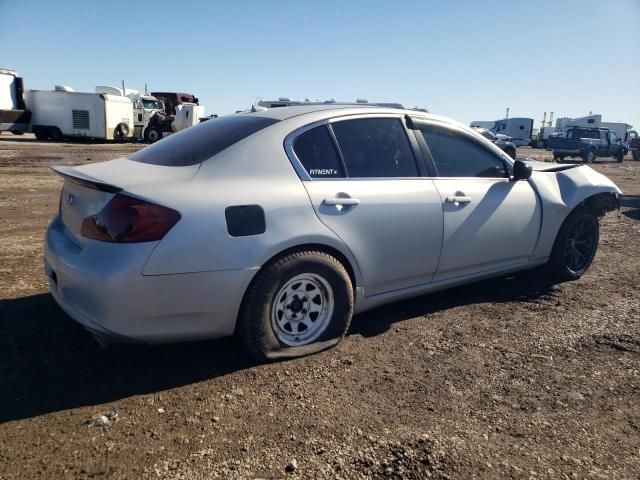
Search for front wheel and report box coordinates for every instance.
[237,250,354,361]
[615,149,624,163]
[546,207,599,281]
[144,127,162,144]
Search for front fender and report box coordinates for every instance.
[528,165,622,260]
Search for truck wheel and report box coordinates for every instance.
[114,123,129,142]
[546,206,599,281]
[506,147,516,159]
[536,140,544,148]
[33,127,50,141]
[615,150,624,163]
[10,130,24,136]
[582,149,595,163]
[633,150,640,161]
[144,127,162,144]
[237,250,354,361]
[49,127,63,142]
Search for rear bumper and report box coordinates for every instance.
[44,216,256,344]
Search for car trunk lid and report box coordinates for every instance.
[52,158,198,246]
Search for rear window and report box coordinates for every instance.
[568,129,600,139]
[293,125,344,178]
[129,115,280,166]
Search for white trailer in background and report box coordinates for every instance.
[26,88,134,141]
[0,68,31,134]
[470,117,534,146]
[555,115,632,140]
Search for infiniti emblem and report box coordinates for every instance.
[67,193,74,206]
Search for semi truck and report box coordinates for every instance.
[0,68,31,134]
[26,87,134,141]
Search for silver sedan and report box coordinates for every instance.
[44,105,622,360]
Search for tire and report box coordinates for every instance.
[615,149,624,163]
[506,147,516,159]
[633,150,639,161]
[237,250,354,361]
[582,149,596,163]
[558,155,565,162]
[49,127,63,141]
[144,127,162,144]
[113,122,129,142]
[10,130,24,135]
[536,140,544,148]
[33,127,50,141]
[546,207,599,281]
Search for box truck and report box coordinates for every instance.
[26,87,134,141]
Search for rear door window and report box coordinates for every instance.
[293,125,344,178]
[331,118,418,178]
[419,125,508,178]
[129,115,280,166]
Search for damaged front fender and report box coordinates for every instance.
[528,165,622,260]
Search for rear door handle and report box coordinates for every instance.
[323,197,360,206]
[445,196,472,204]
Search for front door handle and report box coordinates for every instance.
[323,197,361,206]
[445,196,472,205]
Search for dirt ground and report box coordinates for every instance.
[0,133,638,480]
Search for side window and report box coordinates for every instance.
[420,126,508,178]
[331,118,418,178]
[293,125,344,178]
[609,131,618,143]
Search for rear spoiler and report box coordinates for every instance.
[51,166,122,193]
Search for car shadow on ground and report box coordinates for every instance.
[0,270,557,423]
[350,269,557,338]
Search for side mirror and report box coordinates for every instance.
[512,160,532,181]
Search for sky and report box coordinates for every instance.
[1,0,639,129]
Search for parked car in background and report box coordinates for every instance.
[45,105,621,360]
[472,126,517,158]
[626,130,639,161]
[548,127,626,163]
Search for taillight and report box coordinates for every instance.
[81,194,180,243]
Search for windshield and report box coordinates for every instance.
[142,99,159,110]
[129,115,280,166]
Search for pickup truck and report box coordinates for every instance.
[548,127,626,163]
[626,130,639,161]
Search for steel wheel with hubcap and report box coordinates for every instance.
[237,250,353,361]
[271,273,334,346]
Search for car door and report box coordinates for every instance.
[286,115,444,296]
[597,130,610,156]
[412,120,542,282]
[608,131,620,156]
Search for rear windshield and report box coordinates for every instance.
[129,115,280,166]
[568,128,600,139]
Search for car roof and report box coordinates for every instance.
[243,104,453,125]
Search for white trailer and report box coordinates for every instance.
[0,68,31,134]
[26,89,134,141]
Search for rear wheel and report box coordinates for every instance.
[546,207,599,281]
[582,149,596,163]
[506,147,516,159]
[113,122,129,142]
[33,126,50,141]
[536,139,544,148]
[49,127,63,141]
[237,250,353,361]
[633,150,640,161]
[615,149,624,163]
